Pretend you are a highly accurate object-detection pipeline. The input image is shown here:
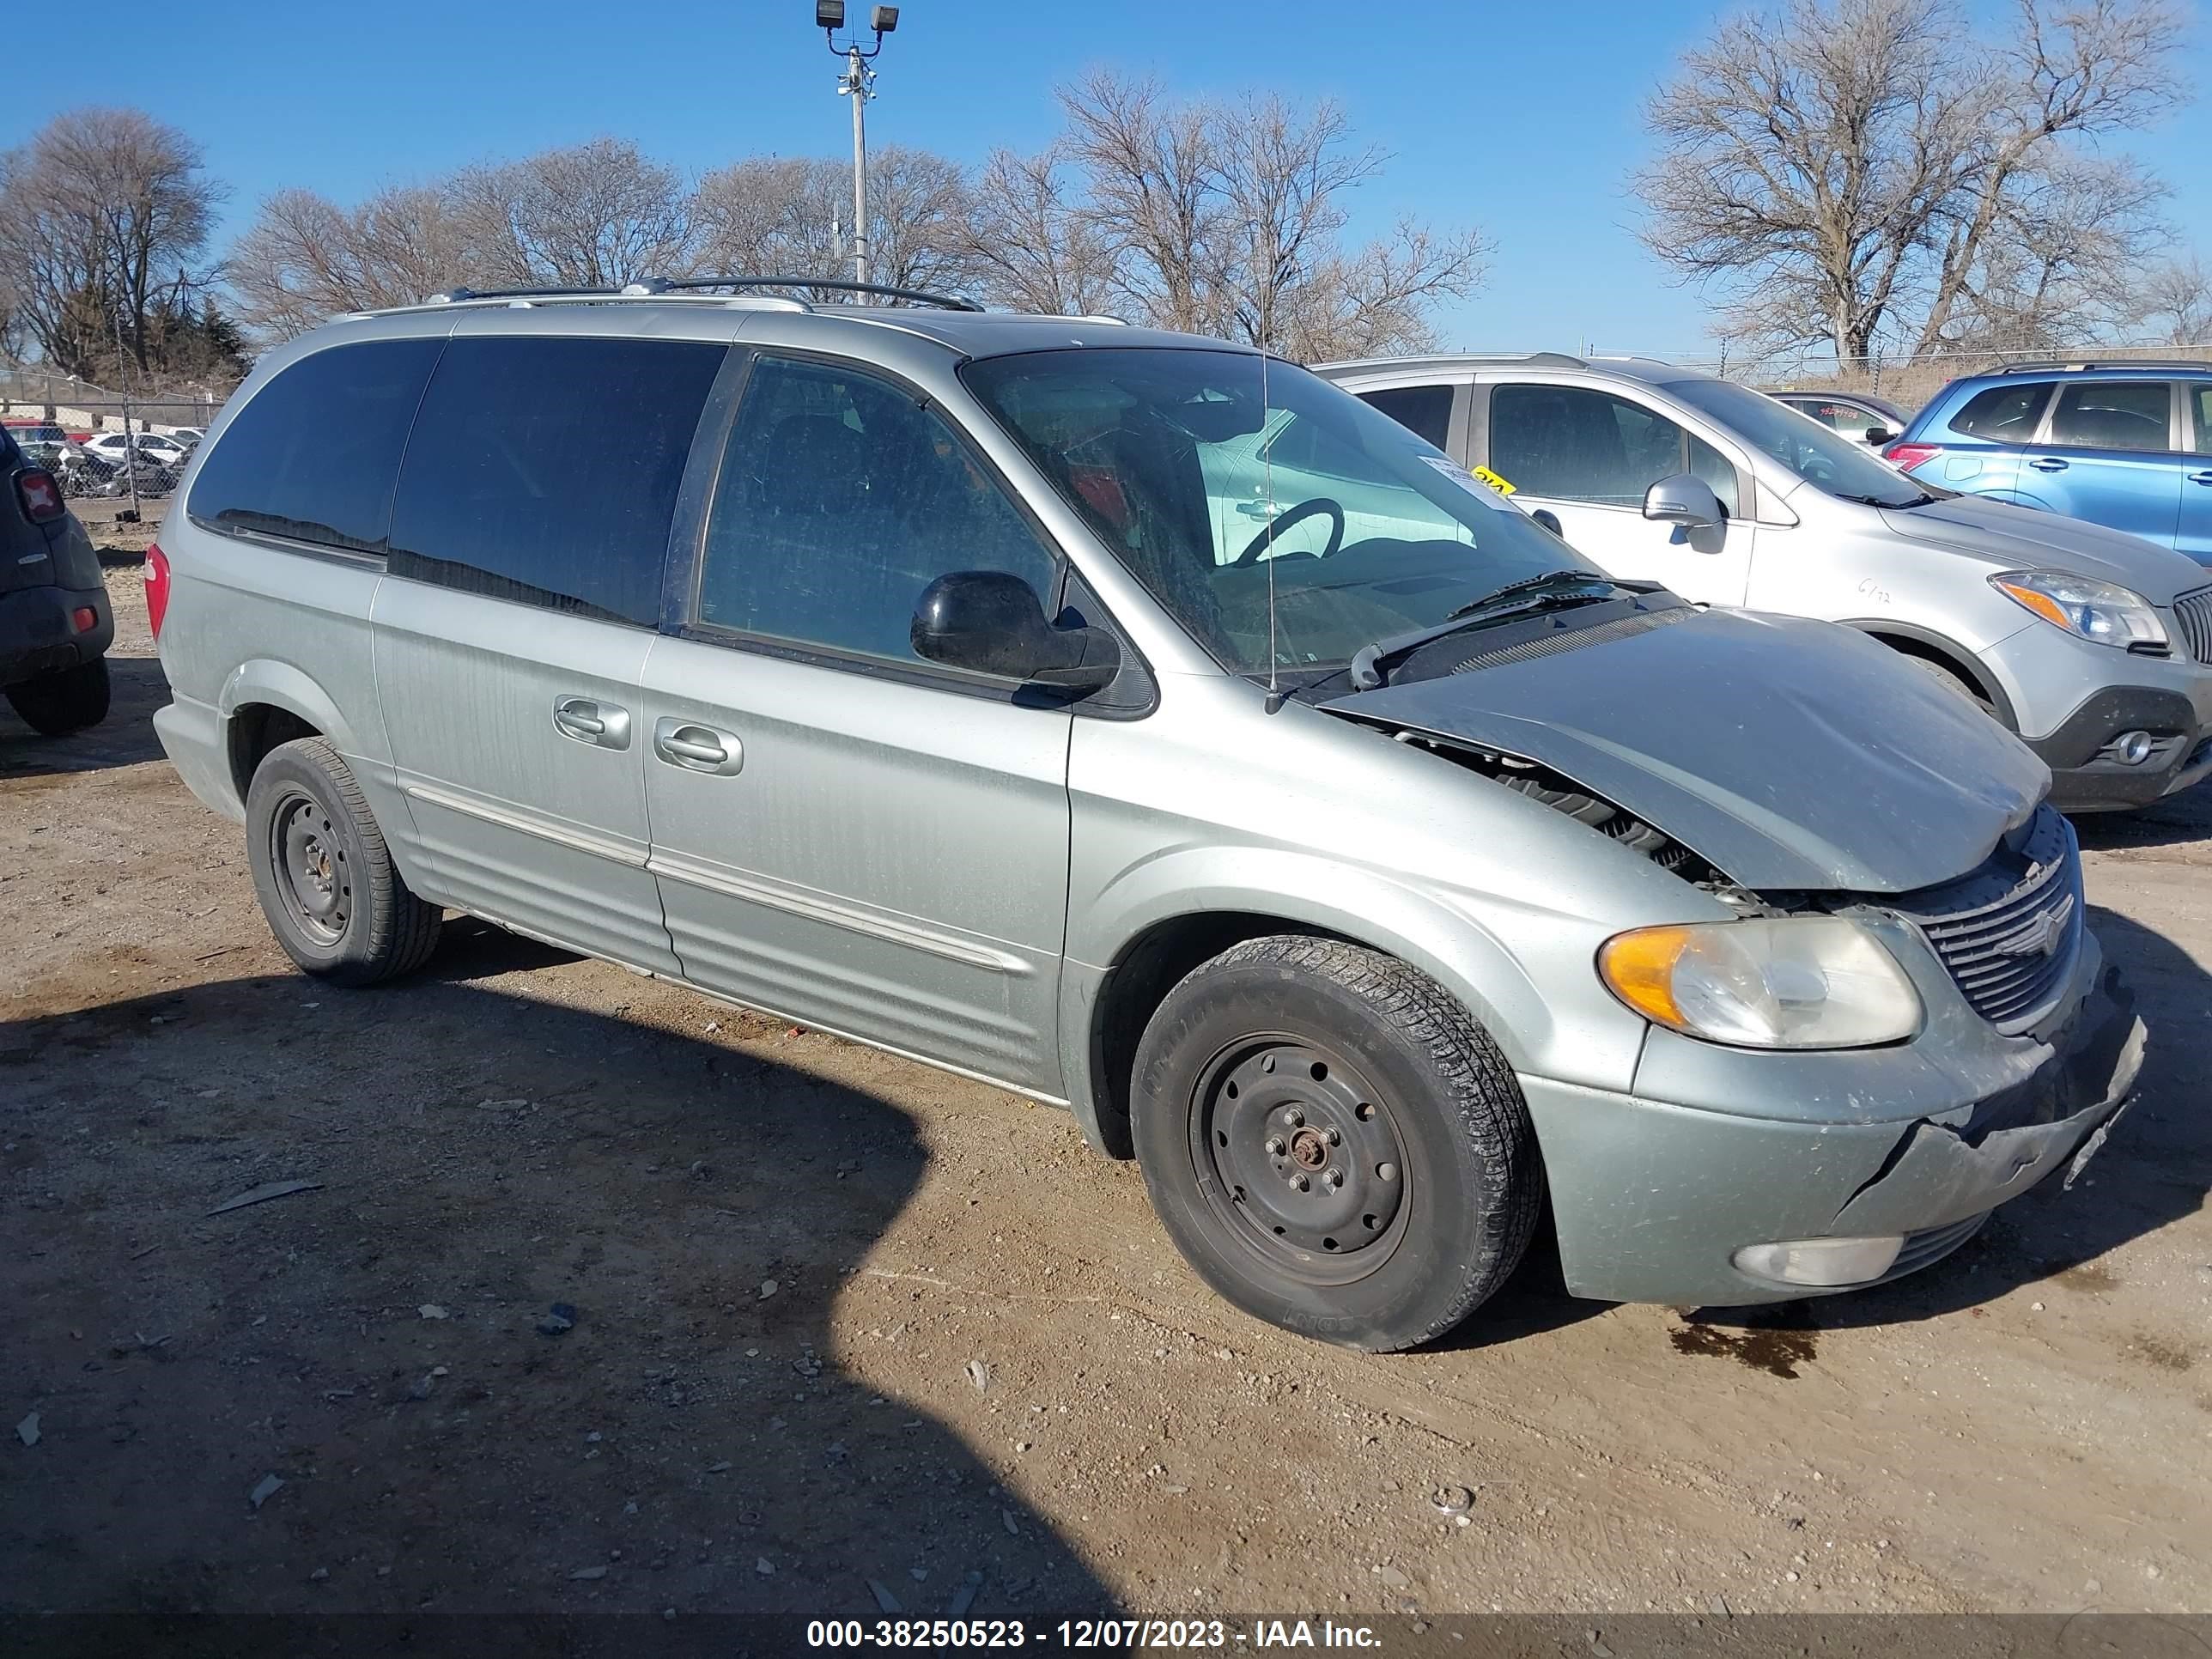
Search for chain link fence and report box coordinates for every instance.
[3,377,239,520]
[1616,340,2212,412]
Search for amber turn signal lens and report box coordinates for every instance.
[1595,927,1694,1029]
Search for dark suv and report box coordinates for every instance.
[0,422,112,733]
[1887,363,2212,562]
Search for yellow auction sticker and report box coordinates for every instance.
[1470,465,1516,495]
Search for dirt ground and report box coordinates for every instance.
[5,503,2209,1626]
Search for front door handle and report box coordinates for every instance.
[2188,469,2212,486]
[2028,456,2069,472]
[653,716,744,776]
[552,695,631,750]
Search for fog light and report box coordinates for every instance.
[70,606,97,633]
[1732,1235,1905,1287]
[2101,729,2154,765]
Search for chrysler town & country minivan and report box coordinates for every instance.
[151,286,2142,1350]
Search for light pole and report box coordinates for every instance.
[817,3,900,289]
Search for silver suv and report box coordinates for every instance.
[152,287,2142,1351]
[1320,354,2212,813]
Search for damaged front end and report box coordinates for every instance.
[1321,605,2146,1305]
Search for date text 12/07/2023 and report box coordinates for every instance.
[805,1618,1385,1649]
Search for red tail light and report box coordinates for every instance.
[15,467,64,522]
[145,543,172,640]
[1883,441,1942,473]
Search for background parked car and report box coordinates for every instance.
[0,422,113,733]
[1322,350,2212,812]
[1768,389,1911,451]
[80,431,192,474]
[1885,362,2212,562]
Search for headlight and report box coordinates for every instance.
[1990,570,2166,652]
[1597,917,1921,1048]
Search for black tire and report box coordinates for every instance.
[245,736,441,986]
[1130,935,1540,1352]
[1905,653,1998,720]
[5,657,111,735]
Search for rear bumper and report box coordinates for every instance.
[152,691,245,822]
[1522,957,2143,1306]
[0,581,112,688]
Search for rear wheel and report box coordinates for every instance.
[1131,935,1540,1352]
[5,657,111,735]
[246,736,441,986]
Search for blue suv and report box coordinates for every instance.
[1887,363,2212,562]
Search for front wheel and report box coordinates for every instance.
[1131,936,1541,1352]
[245,736,442,986]
[5,657,111,735]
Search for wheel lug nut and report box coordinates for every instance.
[1326,1127,1342,1146]
[1325,1168,1344,1189]
[1266,1136,1286,1156]
[1284,1109,1304,1128]
[1291,1173,1310,1192]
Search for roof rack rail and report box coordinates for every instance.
[642,275,984,312]
[1997,358,2210,375]
[428,285,623,304]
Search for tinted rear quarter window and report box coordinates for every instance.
[188,339,444,552]
[2191,384,2212,455]
[1356,384,1453,450]
[388,335,726,625]
[2045,380,2173,453]
[1948,381,2052,443]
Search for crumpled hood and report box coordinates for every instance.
[1324,605,2050,893]
[1878,495,2210,605]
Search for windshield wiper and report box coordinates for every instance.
[1832,489,1936,509]
[1345,569,1620,691]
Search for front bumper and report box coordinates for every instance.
[0,581,112,688]
[1521,950,2143,1307]
[2027,683,2212,811]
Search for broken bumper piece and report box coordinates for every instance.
[1518,953,2143,1308]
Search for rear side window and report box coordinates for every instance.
[2045,381,2174,454]
[188,339,443,553]
[1356,384,1453,451]
[2191,385,2212,455]
[388,335,725,626]
[1948,382,2051,442]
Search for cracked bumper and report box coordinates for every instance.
[1520,957,2143,1307]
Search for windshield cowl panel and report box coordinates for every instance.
[960,347,1601,678]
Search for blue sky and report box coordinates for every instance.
[15,0,2212,352]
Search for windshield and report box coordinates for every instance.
[1668,378,1931,506]
[961,348,1600,677]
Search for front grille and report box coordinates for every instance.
[2175,586,2212,663]
[1889,805,2083,1032]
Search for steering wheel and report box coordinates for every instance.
[1233,496,1345,565]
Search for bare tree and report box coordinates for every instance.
[692,146,979,295]
[1053,71,1486,356]
[960,147,1115,316]
[0,107,223,380]
[228,184,471,338]
[2137,255,2212,343]
[451,138,693,289]
[1635,0,2185,369]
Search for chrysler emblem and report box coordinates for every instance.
[1996,894,2075,960]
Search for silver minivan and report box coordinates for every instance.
[152,289,2142,1351]
[1320,354,2212,812]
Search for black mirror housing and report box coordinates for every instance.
[912,570,1121,693]
[1865,426,1894,445]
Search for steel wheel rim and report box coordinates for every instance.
[1188,1034,1411,1287]
[269,790,349,947]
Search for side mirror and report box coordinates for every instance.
[1642,473,1724,531]
[1865,425,1895,445]
[1528,507,1565,538]
[911,570,1121,693]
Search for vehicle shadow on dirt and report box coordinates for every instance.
[2069,781,2212,852]
[1696,902,2209,1334]
[0,945,1114,1623]
[0,656,169,778]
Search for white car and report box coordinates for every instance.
[82,431,191,471]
